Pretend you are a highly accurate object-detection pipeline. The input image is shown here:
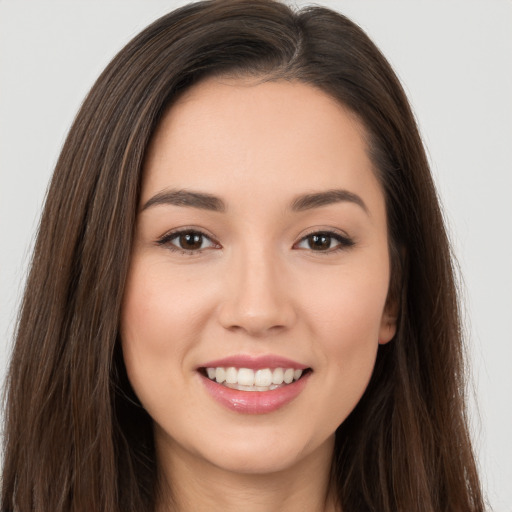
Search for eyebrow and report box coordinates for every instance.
[291,189,369,214]
[141,189,226,212]
[141,187,368,215]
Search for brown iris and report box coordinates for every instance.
[179,232,203,250]
[307,233,332,250]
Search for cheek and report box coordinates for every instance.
[121,258,214,349]
[315,283,383,383]
[301,263,389,347]
[119,259,211,401]
[295,261,389,416]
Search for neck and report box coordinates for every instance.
[155,435,339,512]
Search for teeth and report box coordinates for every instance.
[255,369,272,387]
[283,368,294,384]
[205,367,304,390]
[272,367,284,385]
[238,368,255,386]
[215,367,226,383]
[225,367,237,384]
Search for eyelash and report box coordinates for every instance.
[156,229,355,255]
[294,230,355,253]
[156,229,219,255]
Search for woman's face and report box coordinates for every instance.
[120,77,396,476]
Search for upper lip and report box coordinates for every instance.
[199,354,309,370]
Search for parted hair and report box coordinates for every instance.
[2,1,484,511]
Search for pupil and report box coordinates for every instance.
[309,234,330,250]
[180,233,202,250]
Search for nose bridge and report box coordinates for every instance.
[218,240,294,335]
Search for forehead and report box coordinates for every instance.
[142,77,382,215]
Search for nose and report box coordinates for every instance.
[217,246,296,336]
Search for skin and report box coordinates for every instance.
[120,77,397,512]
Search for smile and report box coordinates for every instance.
[205,367,304,391]
[198,356,312,413]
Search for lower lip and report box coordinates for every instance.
[200,372,311,414]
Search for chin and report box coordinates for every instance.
[197,430,333,477]
[210,448,304,476]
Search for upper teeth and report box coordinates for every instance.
[206,367,303,388]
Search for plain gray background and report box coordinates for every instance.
[1,1,511,510]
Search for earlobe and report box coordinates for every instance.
[379,244,405,344]
[378,305,398,345]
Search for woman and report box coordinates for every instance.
[1,1,485,511]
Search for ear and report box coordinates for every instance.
[378,299,398,345]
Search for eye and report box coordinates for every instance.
[157,229,219,253]
[295,231,354,252]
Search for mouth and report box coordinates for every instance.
[197,355,312,413]
[199,366,312,392]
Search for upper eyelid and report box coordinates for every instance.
[157,226,217,240]
[295,227,353,242]
[156,228,220,250]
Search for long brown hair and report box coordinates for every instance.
[2,1,485,511]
